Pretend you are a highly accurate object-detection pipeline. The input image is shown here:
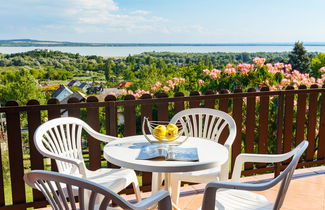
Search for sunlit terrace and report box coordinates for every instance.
[0,86,324,209]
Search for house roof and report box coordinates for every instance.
[67,80,80,87]
[79,82,90,89]
[51,85,73,101]
[117,81,132,88]
[61,91,86,103]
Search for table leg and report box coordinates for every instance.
[164,173,180,210]
[151,172,164,195]
[150,172,165,210]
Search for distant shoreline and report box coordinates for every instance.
[2,43,325,47]
[1,39,325,47]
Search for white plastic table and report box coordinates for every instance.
[103,135,228,209]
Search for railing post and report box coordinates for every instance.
[317,84,325,160]
[157,93,169,121]
[306,84,319,161]
[27,99,44,202]
[231,89,243,173]
[105,95,117,137]
[275,91,285,176]
[124,95,136,136]
[5,101,26,205]
[189,91,200,108]
[283,86,295,163]
[219,89,229,145]
[258,87,270,168]
[67,97,80,118]
[174,92,185,113]
[295,85,307,146]
[105,95,117,168]
[86,96,101,170]
[245,88,256,170]
[204,90,215,109]
[47,98,60,172]
[140,94,153,190]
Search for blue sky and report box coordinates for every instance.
[0,0,324,43]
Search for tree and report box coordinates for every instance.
[288,41,310,73]
[310,53,325,77]
[0,69,45,105]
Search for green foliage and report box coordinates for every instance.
[311,53,325,77]
[0,69,46,105]
[288,42,311,73]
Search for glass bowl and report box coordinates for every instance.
[142,117,189,145]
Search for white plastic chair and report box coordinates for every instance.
[154,108,236,204]
[24,170,171,210]
[34,117,141,201]
[201,140,309,210]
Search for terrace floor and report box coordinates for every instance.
[123,165,325,210]
[38,166,325,210]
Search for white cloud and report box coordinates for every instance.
[58,0,169,34]
[71,0,118,11]
[131,10,151,15]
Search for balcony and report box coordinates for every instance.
[0,86,324,209]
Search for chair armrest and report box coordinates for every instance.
[206,180,271,191]
[231,151,297,182]
[202,181,272,210]
[41,152,86,177]
[134,190,171,209]
[83,125,117,143]
[88,130,117,143]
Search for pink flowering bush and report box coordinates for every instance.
[196,57,324,92]
[125,57,324,98]
[253,57,266,67]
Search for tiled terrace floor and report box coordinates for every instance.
[39,166,325,209]
[124,166,325,210]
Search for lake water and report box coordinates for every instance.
[1,46,325,57]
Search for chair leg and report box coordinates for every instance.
[171,178,181,205]
[132,182,142,202]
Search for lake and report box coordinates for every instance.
[1,46,325,57]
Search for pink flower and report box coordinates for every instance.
[203,69,210,75]
[285,64,292,72]
[154,81,161,88]
[320,67,325,74]
[163,86,170,92]
[179,78,186,83]
[274,62,284,70]
[280,78,291,86]
[167,80,175,89]
[197,79,204,86]
[237,63,254,75]
[224,67,236,75]
[151,81,162,91]
[209,69,221,79]
[253,57,266,67]
[226,64,233,68]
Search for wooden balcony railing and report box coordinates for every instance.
[0,85,324,209]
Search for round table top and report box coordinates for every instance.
[103,135,228,173]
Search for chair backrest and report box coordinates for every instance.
[269,141,308,209]
[34,117,97,176]
[24,170,159,210]
[170,108,236,146]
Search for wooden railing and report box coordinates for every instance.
[0,85,325,209]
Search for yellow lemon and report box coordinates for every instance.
[153,125,167,140]
[166,123,178,140]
